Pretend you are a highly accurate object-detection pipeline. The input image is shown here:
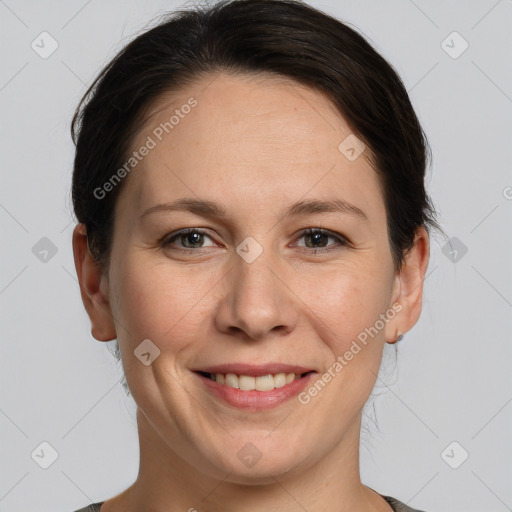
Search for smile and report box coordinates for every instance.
[198,371,312,391]
[193,365,318,410]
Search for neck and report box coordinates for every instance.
[104,408,391,512]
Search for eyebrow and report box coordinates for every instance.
[140,197,368,221]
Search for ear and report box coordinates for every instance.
[72,223,117,342]
[384,226,430,344]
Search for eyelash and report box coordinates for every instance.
[160,228,349,254]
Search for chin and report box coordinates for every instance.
[200,443,308,485]
[217,461,300,486]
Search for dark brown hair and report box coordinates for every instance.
[71,0,440,273]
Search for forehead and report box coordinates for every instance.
[116,72,384,224]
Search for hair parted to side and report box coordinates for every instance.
[71,0,441,394]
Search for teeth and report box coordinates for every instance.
[225,373,238,388]
[209,372,301,391]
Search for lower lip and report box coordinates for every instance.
[195,372,317,410]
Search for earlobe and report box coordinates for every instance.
[72,223,117,342]
[384,226,430,344]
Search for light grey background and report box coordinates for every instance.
[1,1,511,511]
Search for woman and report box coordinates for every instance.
[71,0,437,510]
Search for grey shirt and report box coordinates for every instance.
[73,494,426,511]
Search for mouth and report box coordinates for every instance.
[192,365,317,409]
[195,370,316,391]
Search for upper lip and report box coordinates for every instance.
[193,363,316,377]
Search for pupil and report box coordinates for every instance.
[308,231,327,248]
[184,232,202,247]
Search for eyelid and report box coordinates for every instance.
[291,228,349,250]
[160,228,217,248]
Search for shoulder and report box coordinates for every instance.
[72,502,104,512]
[72,497,425,512]
[381,494,427,512]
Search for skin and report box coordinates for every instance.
[73,72,429,512]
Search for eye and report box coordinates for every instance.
[293,228,348,253]
[160,228,216,250]
[160,227,349,253]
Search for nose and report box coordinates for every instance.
[214,247,299,341]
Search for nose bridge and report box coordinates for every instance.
[236,242,278,298]
[215,235,297,340]
[235,238,281,313]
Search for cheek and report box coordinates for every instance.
[110,256,214,345]
[292,264,393,445]
[303,259,393,353]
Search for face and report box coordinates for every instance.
[80,72,421,484]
